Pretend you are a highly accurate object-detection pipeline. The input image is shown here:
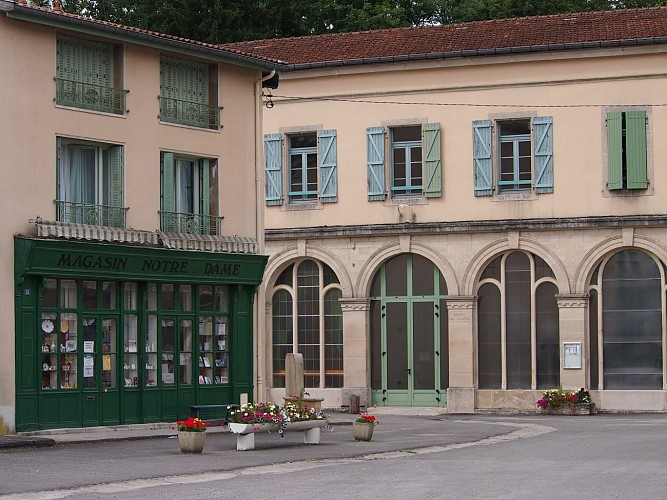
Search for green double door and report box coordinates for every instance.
[371,254,448,407]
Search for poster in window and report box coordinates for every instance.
[563,342,582,369]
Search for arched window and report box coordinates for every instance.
[477,251,559,389]
[588,249,663,390]
[271,260,343,389]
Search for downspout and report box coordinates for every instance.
[253,69,276,403]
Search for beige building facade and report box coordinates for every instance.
[226,8,667,412]
[1,1,281,431]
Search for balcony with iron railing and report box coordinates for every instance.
[55,200,128,228]
[54,78,128,115]
[158,96,221,129]
[159,211,224,235]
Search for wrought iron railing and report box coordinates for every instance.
[159,211,223,235]
[54,78,128,115]
[158,96,221,129]
[55,200,127,228]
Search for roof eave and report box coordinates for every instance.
[6,4,286,72]
[284,36,667,71]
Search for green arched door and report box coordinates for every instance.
[370,254,448,406]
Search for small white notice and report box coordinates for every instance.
[563,342,582,369]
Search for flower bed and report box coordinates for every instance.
[537,387,596,415]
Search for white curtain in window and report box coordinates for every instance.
[176,159,195,213]
[67,147,96,204]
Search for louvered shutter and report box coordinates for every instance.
[423,122,442,198]
[161,152,175,213]
[200,159,210,216]
[109,146,123,208]
[56,137,62,203]
[264,134,283,206]
[626,111,648,189]
[606,112,623,190]
[533,116,554,194]
[367,127,386,201]
[473,120,493,196]
[318,130,337,203]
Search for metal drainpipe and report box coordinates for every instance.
[253,69,276,404]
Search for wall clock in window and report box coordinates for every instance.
[42,319,54,334]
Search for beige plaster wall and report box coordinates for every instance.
[0,14,263,429]
[264,48,667,230]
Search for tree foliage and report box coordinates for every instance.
[28,0,667,42]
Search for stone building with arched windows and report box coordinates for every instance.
[224,7,667,412]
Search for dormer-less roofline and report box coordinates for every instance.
[1,1,287,72]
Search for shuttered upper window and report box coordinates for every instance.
[160,152,222,235]
[473,116,553,197]
[366,123,441,201]
[606,111,648,190]
[55,137,126,227]
[159,57,220,129]
[55,35,127,115]
[264,130,338,206]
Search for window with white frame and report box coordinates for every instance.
[271,260,343,389]
[264,130,337,206]
[160,152,221,235]
[473,116,553,196]
[367,123,441,200]
[56,137,125,227]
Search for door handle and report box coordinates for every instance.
[405,368,411,375]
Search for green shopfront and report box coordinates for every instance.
[14,236,267,431]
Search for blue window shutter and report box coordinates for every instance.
[109,146,123,208]
[264,134,283,206]
[200,158,210,216]
[533,116,554,194]
[161,152,175,213]
[367,126,386,201]
[318,129,337,203]
[423,122,442,198]
[473,120,493,196]
[626,111,648,189]
[606,112,623,190]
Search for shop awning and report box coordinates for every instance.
[157,232,258,254]
[31,220,259,254]
[35,220,160,245]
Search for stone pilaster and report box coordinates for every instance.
[556,294,588,390]
[445,296,477,413]
[339,298,371,407]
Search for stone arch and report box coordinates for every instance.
[355,239,460,297]
[574,232,667,292]
[462,236,571,295]
[262,244,353,299]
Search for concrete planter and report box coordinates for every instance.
[541,403,596,415]
[353,421,375,441]
[177,431,206,453]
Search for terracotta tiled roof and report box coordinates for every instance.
[221,7,667,69]
[11,2,285,67]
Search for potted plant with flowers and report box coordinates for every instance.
[175,417,209,453]
[353,414,378,441]
[537,387,596,415]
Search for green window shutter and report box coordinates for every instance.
[626,111,648,189]
[160,56,207,104]
[56,137,62,202]
[423,122,442,198]
[533,116,554,194]
[56,35,111,87]
[56,35,77,82]
[161,152,175,213]
[318,129,337,203]
[606,112,623,190]
[367,126,386,201]
[473,120,493,196]
[200,159,210,216]
[109,146,123,208]
[264,134,283,206]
